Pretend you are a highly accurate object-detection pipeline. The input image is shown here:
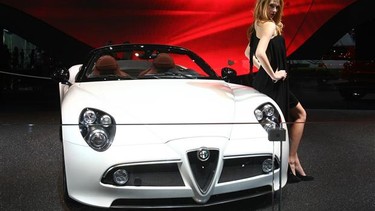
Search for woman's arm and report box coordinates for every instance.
[244,44,250,59]
[244,43,261,70]
[255,21,286,81]
[252,55,261,70]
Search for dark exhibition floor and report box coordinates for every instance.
[0,88,374,211]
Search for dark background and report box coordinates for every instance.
[1,0,374,109]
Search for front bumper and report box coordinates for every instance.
[63,136,287,208]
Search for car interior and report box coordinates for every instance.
[92,55,130,77]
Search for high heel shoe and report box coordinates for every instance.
[287,165,301,183]
[296,172,314,181]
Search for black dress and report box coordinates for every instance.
[249,31,298,118]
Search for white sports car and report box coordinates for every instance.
[53,43,288,209]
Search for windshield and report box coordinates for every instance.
[79,44,218,81]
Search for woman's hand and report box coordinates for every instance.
[273,68,287,82]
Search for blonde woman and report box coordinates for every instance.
[245,0,313,183]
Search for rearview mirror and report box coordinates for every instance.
[52,68,71,85]
[221,67,237,83]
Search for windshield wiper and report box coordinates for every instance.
[165,70,196,79]
[137,74,160,79]
[100,75,135,81]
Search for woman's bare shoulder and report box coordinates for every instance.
[257,21,276,29]
[256,21,276,37]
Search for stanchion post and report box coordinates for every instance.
[268,127,286,211]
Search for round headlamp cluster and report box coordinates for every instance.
[254,103,280,132]
[79,108,116,151]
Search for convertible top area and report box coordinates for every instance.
[117,60,152,77]
[74,44,219,82]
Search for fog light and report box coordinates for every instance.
[262,158,273,173]
[113,169,129,185]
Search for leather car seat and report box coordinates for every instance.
[138,53,175,76]
[153,53,175,70]
[93,55,129,77]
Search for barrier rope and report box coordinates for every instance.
[0,70,51,80]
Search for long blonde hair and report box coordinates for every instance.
[247,0,284,40]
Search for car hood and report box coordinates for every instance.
[62,79,269,145]
[66,79,261,124]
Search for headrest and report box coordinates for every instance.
[153,53,175,69]
[95,55,119,71]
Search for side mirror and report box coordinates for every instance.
[52,68,71,86]
[221,67,237,83]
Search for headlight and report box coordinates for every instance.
[83,109,97,124]
[79,108,116,152]
[88,128,110,149]
[254,109,263,121]
[262,104,275,117]
[100,115,112,127]
[254,103,280,132]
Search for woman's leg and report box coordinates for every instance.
[288,102,307,176]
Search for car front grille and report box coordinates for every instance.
[187,149,219,194]
[219,155,280,183]
[102,154,279,187]
[101,162,185,186]
[103,153,278,208]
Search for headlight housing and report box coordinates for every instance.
[79,108,116,151]
[254,103,281,132]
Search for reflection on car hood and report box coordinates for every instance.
[67,79,260,124]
